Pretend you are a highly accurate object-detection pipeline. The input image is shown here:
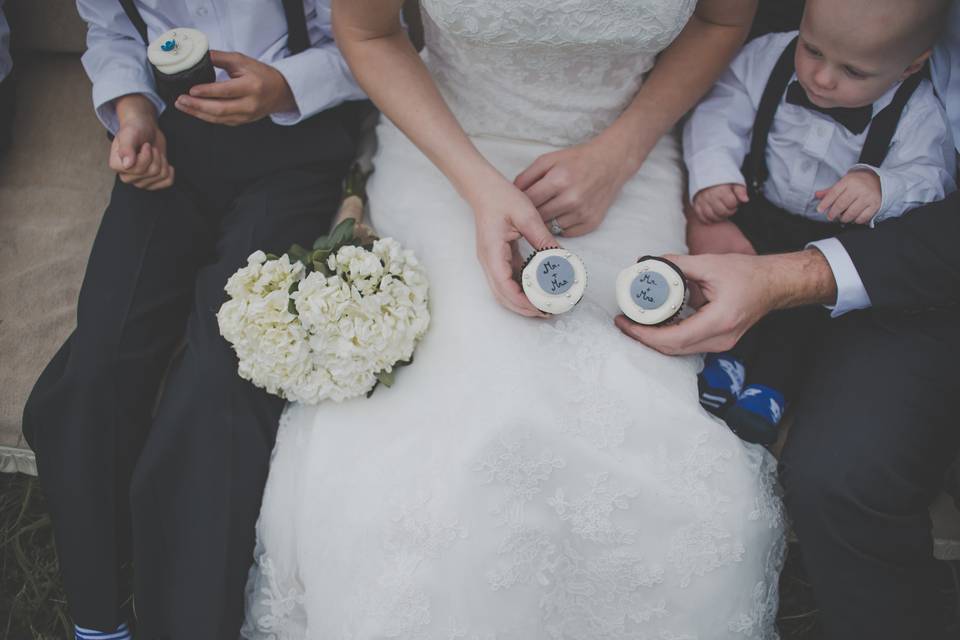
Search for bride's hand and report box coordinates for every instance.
[470,179,559,318]
[513,134,635,237]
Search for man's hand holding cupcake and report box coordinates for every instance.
[174,51,296,126]
[110,94,174,191]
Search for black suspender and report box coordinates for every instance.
[118,0,149,45]
[858,70,926,167]
[746,36,798,197]
[745,35,926,198]
[117,0,310,53]
[281,0,310,55]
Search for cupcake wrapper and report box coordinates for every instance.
[152,50,216,105]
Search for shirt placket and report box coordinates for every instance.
[791,118,835,215]
[184,0,224,60]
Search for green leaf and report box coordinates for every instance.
[328,218,357,250]
[313,234,335,251]
[376,368,396,388]
[265,253,279,261]
[287,244,311,268]
[365,380,380,398]
[287,299,298,316]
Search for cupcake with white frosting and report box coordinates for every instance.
[520,248,587,315]
[148,28,215,105]
[616,256,687,326]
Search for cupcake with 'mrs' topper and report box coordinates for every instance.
[148,28,216,105]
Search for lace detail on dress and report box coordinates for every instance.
[359,497,469,639]
[548,472,640,545]
[538,308,632,456]
[241,549,306,640]
[419,0,697,145]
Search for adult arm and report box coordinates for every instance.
[616,250,836,355]
[265,0,366,125]
[331,0,555,317]
[516,0,758,235]
[836,191,960,311]
[619,193,960,354]
[77,0,164,134]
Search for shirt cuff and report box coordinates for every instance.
[269,48,366,126]
[685,149,747,202]
[807,237,872,317]
[848,163,903,226]
[92,72,165,134]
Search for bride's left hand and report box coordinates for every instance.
[514,135,636,237]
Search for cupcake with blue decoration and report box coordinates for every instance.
[148,28,215,105]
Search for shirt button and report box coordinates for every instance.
[196,6,208,16]
[801,160,814,172]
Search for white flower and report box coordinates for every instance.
[217,239,430,404]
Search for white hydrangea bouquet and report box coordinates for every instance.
[216,196,430,404]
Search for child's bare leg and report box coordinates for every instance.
[686,215,757,256]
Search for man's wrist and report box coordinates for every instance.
[764,249,838,311]
[115,93,158,126]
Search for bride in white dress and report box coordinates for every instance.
[243,1,786,638]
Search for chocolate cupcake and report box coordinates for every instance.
[148,28,215,105]
[521,248,588,315]
[616,256,687,326]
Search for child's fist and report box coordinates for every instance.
[815,170,881,225]
[109,94,175,191]
[691,183,749,224]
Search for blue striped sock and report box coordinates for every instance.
[75,621,132,640]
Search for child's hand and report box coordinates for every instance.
[691,184,750,224]
[110,94,175,191]
[815,170,881,225]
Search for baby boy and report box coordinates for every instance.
[683,0,956,443]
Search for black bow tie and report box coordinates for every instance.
[785,81,873,134]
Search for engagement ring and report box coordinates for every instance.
[549,219,564,236]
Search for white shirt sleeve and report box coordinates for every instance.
[807,237,872,316]
[683,33,794,202]
[77,0,165,134]
[269,1,366,126]
[850,82,957,225]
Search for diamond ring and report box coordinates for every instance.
[549,218,564,236]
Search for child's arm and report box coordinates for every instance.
[682,33,785,207]
[821,85,956,226]
[77,0,165,135]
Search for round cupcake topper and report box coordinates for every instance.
[616,256,687,325]
[521,248,587,315]
[148,28,209,75]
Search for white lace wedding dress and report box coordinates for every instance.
[242,1,786,638]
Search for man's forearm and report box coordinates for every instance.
[764,249,838,311]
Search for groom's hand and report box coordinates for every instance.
[615,251,838,355]
[174,51,296,125]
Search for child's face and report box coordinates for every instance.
[796,4,927,110]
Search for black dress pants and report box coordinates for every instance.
[779,309,960,640]
[22,106,357,640]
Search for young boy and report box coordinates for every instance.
[683,0,956,444]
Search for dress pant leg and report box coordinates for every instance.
[740,306,825,398]
[129,166,346,640]
[779,310,960,640]
[21,178,213,630]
